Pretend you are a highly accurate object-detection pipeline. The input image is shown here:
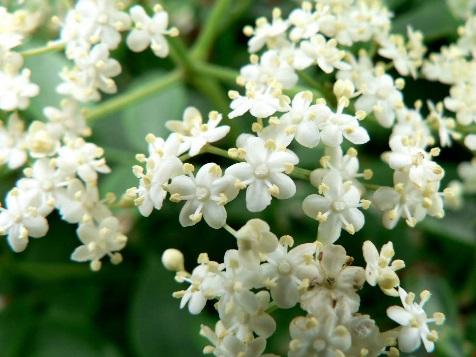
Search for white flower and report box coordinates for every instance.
[458,159,476,193]
[176,255,223,315]
[25,121,60,159]
[280,91,322,148]
[444,83,476,125]
[43,99,91,139]
[426,101,460,148]
[228,84,291,119]
[245,9,289,53]
[0,113,27,170]
[240,49,298,90]
[235,218,279,263]
[261,241,318,308]
[372,173,444,229]
[168,163,238,229]
[0,188,48,252]
[132,133,184,217]
[55,179,111,224]
[61,0,131,56]
[127,5,177,58]
[226,136,298,212]
[57,138,110,182]
[17,158,64,216]
[297,34,350,73]
[0,68,38,111]
[387,287,444,353]
[166,107,230,156]
[289,314,352,357]
[355,73,403,128]
[200,322,267,357]
[315,100,370,147]
[71,216,127,271]
[58,45,121,102]
[303,170,366,244]
[386,135,444,187]
[310,146,370,192]
[378,28,426,78]
[362,240,405,296]
[288,2,320,41]
[300,244,365,319]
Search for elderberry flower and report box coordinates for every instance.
[131,133,184,217]
[0,68,39,111]
[17,159,64,216]
[127,5,178,58]
[175,254,223,315]
[235,218,279,263]
[362,241,405,296]
[61,0,131,57]
[261,240,318,308]
[56,138,111,183]
[43,99,91,139]
[71,216,127,271]
[228,83,291,119]
[0,113,27,169]
[303,170,366,243]
[166,107,230,156]
[226,136,298,212]
[279,91,322,148]
[0,188,48,252]
[300,244,365,319]
[387,287,445,353]
[386,135,444,187]
[245,8,289,53]
[288,314,351,357]
[297,34,350,73]
[55,179,111,224]
[168,163,238,229]
[200,321,267,357]
[354,72,404,128]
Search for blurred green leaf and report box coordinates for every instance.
[121,72,186,152]
[392,0,460,40]
[24,42,69,119]
[129,254,204,357]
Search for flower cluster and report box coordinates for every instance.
[124,0,476,354]
[163,222,444,356]
[0,0,473,354]
[0,1,177,270]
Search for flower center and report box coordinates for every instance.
[278,260,292,275]
[196,186,210,200]
[254,164,269,179]
[332,200,346,212]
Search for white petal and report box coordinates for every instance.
[246,181,271,212]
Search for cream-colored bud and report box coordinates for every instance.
[162,248,185,272]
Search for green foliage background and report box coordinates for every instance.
[0,0,475,356]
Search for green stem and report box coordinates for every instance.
[195,63,239,85]
[20,42,65,57]
[85,70,182,122]
[192,0,232,60]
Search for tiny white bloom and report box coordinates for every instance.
[166,107,230,156]
[226,136,298,212]
[387,287,444,353]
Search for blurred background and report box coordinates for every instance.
[0,0,475,355]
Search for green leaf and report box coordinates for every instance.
[121,71,186,152]
[392,0,461,40]
[129,254,204,357]
[23,42,70,120]
[418,205,476,247]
